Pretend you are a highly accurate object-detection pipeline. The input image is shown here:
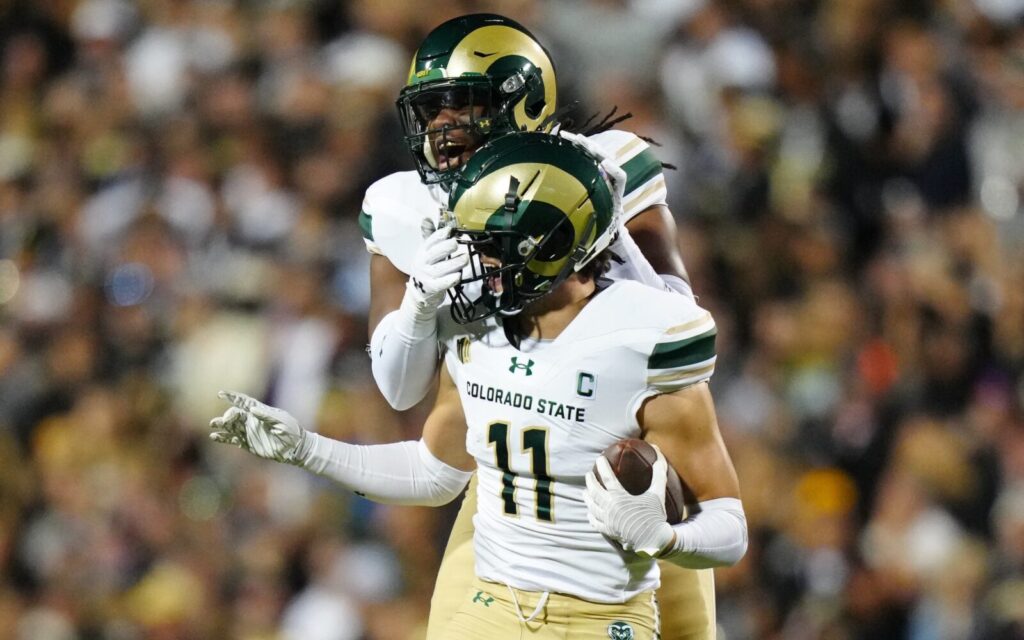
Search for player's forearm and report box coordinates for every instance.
[369,293,442,410]
[301,435,472,506]
[609,226,694,300]
[661,497,748,568]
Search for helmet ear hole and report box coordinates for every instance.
[522,69,547,120]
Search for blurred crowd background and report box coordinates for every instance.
[0,0,1022,638]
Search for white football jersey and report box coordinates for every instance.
[438,280,717,603]
[358,130,672,285]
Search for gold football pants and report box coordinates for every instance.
[444,576,659,639]
[425,475,717,640]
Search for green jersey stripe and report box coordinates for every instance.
[358,210,374,241]
[649,330,717,370]
[621,147,663,196]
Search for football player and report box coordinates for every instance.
[363,13,718,640]
[211,133,747,639]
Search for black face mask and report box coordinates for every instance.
[396,78,496,186]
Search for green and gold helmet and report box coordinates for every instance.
[445,132,615,325]
[396,14,557,186]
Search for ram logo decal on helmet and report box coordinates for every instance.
[396,14,557,186]
[445,132,615,326]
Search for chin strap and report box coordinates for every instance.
[488,174,523,350]
[499,175,521,326]
[501,316,521,350]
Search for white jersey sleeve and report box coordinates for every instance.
[626,285,717,418]
[358,171,442,275]
[585,129,668,223]
[644,306,717,394]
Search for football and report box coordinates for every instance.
[597,438,687,524]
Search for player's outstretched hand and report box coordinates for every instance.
[584,443,676,558]
[209,391,312,466]
[408,219,469,310]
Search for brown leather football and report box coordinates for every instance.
[596,438,687,524]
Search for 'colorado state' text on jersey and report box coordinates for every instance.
[438,280,717,603]
[359,130,669,278]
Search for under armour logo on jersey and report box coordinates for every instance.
[509,357,534,375]
[607,621,635,640]
[472,591,494,607]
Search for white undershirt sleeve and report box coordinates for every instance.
[300,435,473,507]
[662,497,748,568]
[369,291,443,411]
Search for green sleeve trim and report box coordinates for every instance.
[648,330,717,370]
[358,210,373,241]
[621,147,663,196]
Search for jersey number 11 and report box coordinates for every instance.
[488,421,553,522]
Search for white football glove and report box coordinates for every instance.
[556,130,626,224]
[209,391,312,466]
[584,443,676,558]
[407,219,469,310]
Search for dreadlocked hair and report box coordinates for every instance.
[575,105,633,137]
[541,105,677,171]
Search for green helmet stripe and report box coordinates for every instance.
[451,139,607,209]
[408,15,536,84]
